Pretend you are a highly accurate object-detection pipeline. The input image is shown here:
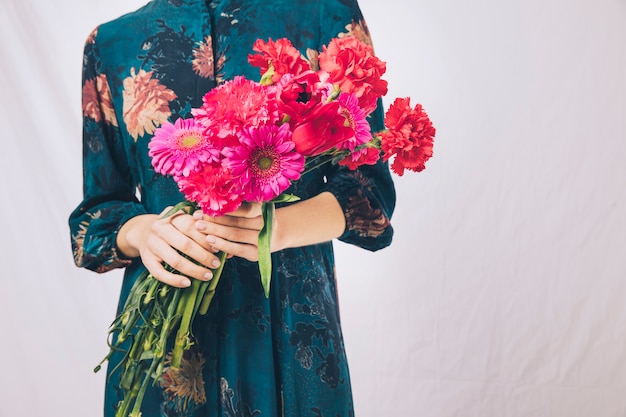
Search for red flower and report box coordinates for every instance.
[381,97,436,175]
[177,163,244,216]
[248,38,311,84]
[318,35,388,114]
[274,71,329,127]
[338,147,380,170]
[191,76,278,141]
[291,101,354,156]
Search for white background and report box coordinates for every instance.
[1,0,625,416]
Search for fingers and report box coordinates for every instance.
[195,217,262,245]
[205,234,259,262]
[141,210,222,287]
[193,210,264,231]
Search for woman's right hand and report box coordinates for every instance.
[116,208,223,288]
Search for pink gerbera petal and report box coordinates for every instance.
[336,92,372,151]
[223,123,304,202]
[148,118,220,177]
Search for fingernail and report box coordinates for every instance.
[181,278,191,287]
[193,211,203,219]
[211,259,221,268]
[206,235,216,244]
[195,222,206,231]
[204,271,213,280]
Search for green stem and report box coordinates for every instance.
[258,202,275,298]
[170,279,202,368]
[115,362,145,417]
[129,356,160,417]
[198,251,228,315]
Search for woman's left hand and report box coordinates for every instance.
[193,202,270,262]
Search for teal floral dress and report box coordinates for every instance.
[69,0,395,416]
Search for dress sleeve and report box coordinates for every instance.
[319,1,396,251]
[322,98,396,252]
[68,29,147,273]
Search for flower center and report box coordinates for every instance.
[258,156,273,170]
[342,108,355,129]
[180,134,201,148]
[251,148,280,179]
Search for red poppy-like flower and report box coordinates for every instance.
[223,123,304,202]
[290,101,354,156]
[248,38,311,84]
[191,76,278,140]
[318,35,388,114]
[381,97,436,175]
[177,163,244,216]
[274,71,329,127]
[338,147,380,170]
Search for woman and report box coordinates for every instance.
[70,0,395,416]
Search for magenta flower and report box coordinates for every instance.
[223,123,305,202]
[148,118,220,177]
[336,92,371,151]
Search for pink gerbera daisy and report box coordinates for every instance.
[148,118,220,177]
[223,123,304,202]
[336,92,372,151]
[177,163,244,216]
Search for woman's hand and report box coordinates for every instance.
[193,202,268,262]
[116,208,224,288]
[193,192,347,260]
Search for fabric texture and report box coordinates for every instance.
[69,0,396,416]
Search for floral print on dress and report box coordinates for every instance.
[192,36,215,79]
[122,68,177,140]
[160,350,207,416]
[82,74,118,126]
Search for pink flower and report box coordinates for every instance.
[223,123,304,202]
[148,118,220,177]
[336,92,371,151]
[191,76,279,141]
[248,38,311,84]
[318,35,388,114]
[177,163,244,216]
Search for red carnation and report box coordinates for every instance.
[318,35,388,114]
[248,38,311,84]
[381,97,436,175]
[338,147,380,170]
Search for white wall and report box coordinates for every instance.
[1,0,625,416]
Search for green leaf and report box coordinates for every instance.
[258,202,275,298]
[271,193,301,204]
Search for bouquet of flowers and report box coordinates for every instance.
[96,35,436,417]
